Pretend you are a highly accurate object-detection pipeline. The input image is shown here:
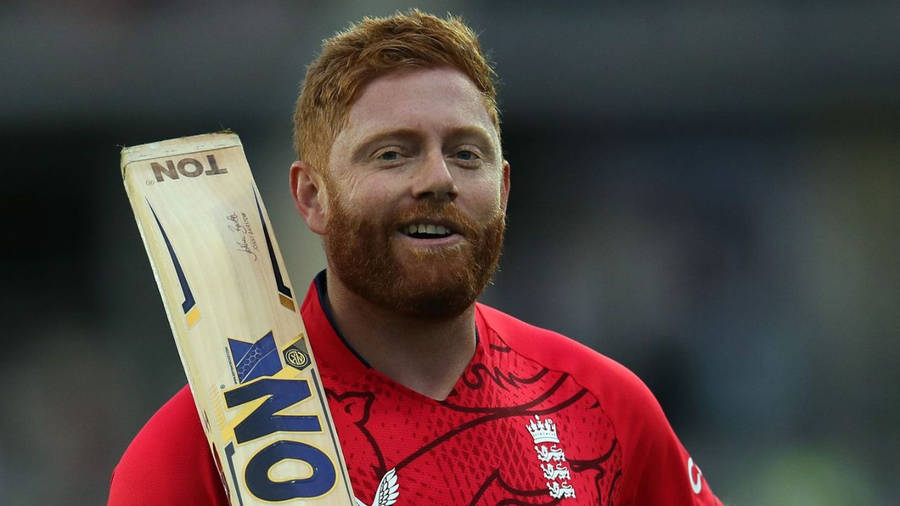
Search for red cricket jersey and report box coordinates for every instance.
[109,272,720,505]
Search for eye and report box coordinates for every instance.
[449,148,483,168]
[376,150,401,161]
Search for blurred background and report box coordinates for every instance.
[1,1,898,504]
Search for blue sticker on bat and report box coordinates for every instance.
[228,331,281,383]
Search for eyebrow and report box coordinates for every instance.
[350,126,498,162]
[447,126,498,158]
[350,129,422,162]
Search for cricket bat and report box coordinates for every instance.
[121,132,355,505]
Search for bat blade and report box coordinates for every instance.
[121,132,354,505]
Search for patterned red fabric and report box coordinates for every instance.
[109,274,720,505]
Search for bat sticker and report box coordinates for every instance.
[253,187,295,312]
[228,332,281,384]
[148,201,200,326]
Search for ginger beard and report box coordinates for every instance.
[323,179,505,319]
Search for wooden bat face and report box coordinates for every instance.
[122,133,354,505]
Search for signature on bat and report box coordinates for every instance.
[227,212,258,261]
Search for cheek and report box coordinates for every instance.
[464,173,506,216]
[457,191,502,223]
[329,171,387,209]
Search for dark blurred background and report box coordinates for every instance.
[2,1,898,504]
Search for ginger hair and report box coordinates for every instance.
[293,9,500,172]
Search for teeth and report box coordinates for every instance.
[405,224,451,236]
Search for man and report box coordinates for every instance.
[109,10,721,505]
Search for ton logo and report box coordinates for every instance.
[224,378,336,501]
[150,154,228,182]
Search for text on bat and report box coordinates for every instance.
[224,378,336,500]
[150,154,228,182]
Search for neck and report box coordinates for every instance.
[323,270,476,400]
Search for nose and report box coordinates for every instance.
[410,150,458,202]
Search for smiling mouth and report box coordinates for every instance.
[400,223,455,239]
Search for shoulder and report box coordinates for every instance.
[475,303,670,447]
[108,385,228,505]
[476,303,652,405]
[475,303,722,505]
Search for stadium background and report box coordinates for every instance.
[1,1,898,504]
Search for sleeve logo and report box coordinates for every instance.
[688,457,703,494]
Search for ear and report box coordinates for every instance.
[290,160,328,235]
[500,159,511,213]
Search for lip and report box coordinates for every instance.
[397,217,462,235]
[394,230,465,248]
[395,216,466,247]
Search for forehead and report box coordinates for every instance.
[336,67,498,148]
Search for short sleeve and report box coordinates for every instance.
[108,385,229,506]
[614,377,721,505]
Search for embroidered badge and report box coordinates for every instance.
[526,415,576,499]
